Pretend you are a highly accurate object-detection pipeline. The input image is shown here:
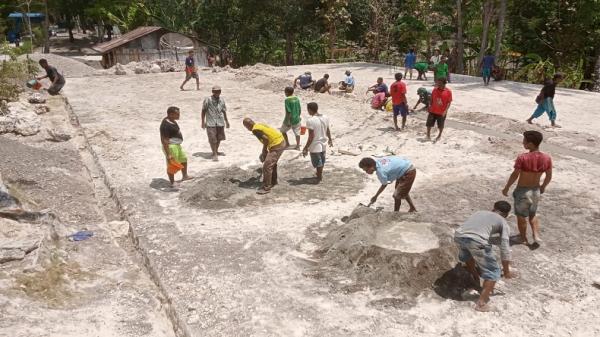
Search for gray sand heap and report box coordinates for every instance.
[311,205,460,297]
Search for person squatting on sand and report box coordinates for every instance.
[280,86,302,150]
[302,102,333,182]
[454,201,514,312]
[243,118,286,194]
[180,50,200,91]
[201,85,230,161]
[414,61,429,81]
[160,106,191,186]
[502,130,552,248]
[37,58,66,95]
[294,71,315,90]
[314,74,332,94]
[359,156,417,212]
[412,87,432,111]
[527,73,563,128]
[370,89,388,110]
[426,77,452,143]
[367,77,390,96]
[390,73,409,130]
[338,70,355,92]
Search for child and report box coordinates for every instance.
[280,86,302,150]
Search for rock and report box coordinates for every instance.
[114,63,127,75]
[46,128,72,142]
[0,100,8,115]
[313,209,457,296]
[34,105,50,115]
[106,220,130,238]
[28,93,46,104]
[150,64,161,73]
[0,173,21,210]
[0,102,41,136]
[134,61,151,74]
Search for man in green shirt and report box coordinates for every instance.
[280,86,302,150]
[414,61,428,81]
[434,57,450,82]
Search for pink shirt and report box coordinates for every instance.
[514,151,552,172]
[371,92,386,109]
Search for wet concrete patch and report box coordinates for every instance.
[180,162,364,210]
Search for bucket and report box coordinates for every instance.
[300,126,307,135]
[26,79,42,90]
[167,160,184,175]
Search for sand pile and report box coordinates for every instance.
[108,59,185,75]
[180,162,365,210]
[20,53,96,77]
[310,205,458,296]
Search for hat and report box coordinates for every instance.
[212,85,222,91]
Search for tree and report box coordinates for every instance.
[494,0,506,59]
[455,0,464,74]
[478,0,494,65]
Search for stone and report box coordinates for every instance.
[0,102,41,136]
[34,105,50,115]
[0,100,8,115]
[114,63,127,75]
[46,128,72,142]
[106,220,130,238]
[150,64,161,73]
[28,93,46,104]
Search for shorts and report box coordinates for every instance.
[482,67,491,78]
[455,237,501,281]
[206,126,226,144]
[300,83,313,90]
[165,144,187,163]
[280,123,301,137]
[393,168,416,199]
[426,112,446,128]
[48,81,65,95]
[393,104,409,117]
[513,186,540,217]
[310,152,326,168]
[185,72,199,80]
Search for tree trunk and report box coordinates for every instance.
[285,31,294,65]
[478,0,494,65]
[494,0,506,59]
[66,14,74,43]
[43,0,50,53]
[456,0,464,74]
[593,50,600,92]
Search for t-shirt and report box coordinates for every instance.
[434,63,449,78]
[284,96,302,125]
[160,118,182,141]
[375,156,413,184]
[542,81,556,98]
[514,151,552,173]
[314,78,328,91]
[390,80,407,105]
[414,62,428,72]
[252,123,284,150]
[298,74,312,88]
[455,210,511,261]
[482,55,495,69]
[429,87,452,115]
[202,96,227,127]
[306,114,330,153]
[344,75,355,86]
[430,55,441,65]
[371,92,386,109]
[404,52,416,68]
[45,66,65,84]
[185,56,196,73]
[377,83,389,94]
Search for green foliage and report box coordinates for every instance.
[0,46,36,101]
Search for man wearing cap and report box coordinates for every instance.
[180,50,200,91]
[201,86,230,161]
[294,71,315,90]
[338,70,355,93]
[243,118,286,194]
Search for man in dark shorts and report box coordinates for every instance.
[390,73,408,130]
[314,74,331,94]
[201,85,230,161]
[180,50,200,91]
[294,71,315,90]
[160,106,191,187]
[243,118,286,194]
[36,59,65,96]
[527,73,563,127]
[426,77,452,143]
[454,201,514,312]
[502,130,552,248]
[359,156,417,212]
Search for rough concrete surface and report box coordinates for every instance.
[39,61,600,336]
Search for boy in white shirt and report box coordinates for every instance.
[302,102,333,182]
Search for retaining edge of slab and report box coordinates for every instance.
[63,96,193,337]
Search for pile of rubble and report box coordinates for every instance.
[0,94,48,137]
[108,59,186,76]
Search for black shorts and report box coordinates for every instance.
[426,113,446,128]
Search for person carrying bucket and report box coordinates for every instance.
[160,106,192,187]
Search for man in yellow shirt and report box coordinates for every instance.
[243,118,286,194]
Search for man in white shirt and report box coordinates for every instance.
[302,102,333,182]
[430,48,441,66]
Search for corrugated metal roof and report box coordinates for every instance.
[92,26,165,54]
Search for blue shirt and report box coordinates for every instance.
[482,55,495,69]
[185,56,194,67]
[344,75,355,86]
[375,156,413,184]
[377,83,389,94]
[404,52,416,68]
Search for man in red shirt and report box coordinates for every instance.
[390,73,408,130]
[426,77,452,142]
[502,130,552,249]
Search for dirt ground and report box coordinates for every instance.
[9,60,599,336]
